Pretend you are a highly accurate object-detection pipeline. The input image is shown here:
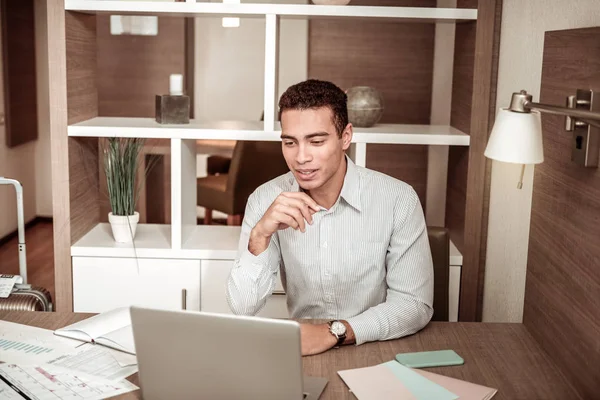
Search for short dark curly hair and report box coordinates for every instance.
[278,79,348,137]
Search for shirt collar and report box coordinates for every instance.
[289,154,362,212]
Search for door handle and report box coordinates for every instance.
[181,288,187,310]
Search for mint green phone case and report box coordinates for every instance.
[395,350,464,368]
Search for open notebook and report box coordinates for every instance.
[338,360,497,400]
[54,307,135,354]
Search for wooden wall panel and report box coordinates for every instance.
[66,13,97,125]
[1,0,38,148]
[66,12,99,248]
[445,146,468,251]
[48,1,70,312]
[308,0,435,208]
[49,8,96,311]
[446,0,477,254]
[96,15,185,117]
[524,27,600,400]
[457,0,502,322]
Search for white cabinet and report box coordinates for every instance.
[200,260,289,318]
[72,257,201,313]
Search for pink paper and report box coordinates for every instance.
[414,369,497,400]
[338,364,417,400]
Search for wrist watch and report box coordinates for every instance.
[328,320,347,347]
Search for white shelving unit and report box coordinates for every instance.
[67,1,473,320]
[65,1,477,21]
[72,223,463,264]
[68,118,470,145]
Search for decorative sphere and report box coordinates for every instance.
[311,0,351,5]
[346,86,384,127]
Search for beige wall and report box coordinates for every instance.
[483,0,600,322]
[194,0,308,121]
[0,4,38,239]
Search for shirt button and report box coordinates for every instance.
[322,242,328,248]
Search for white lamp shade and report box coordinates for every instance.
[484,108,544,164]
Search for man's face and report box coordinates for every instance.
[280,107,352,192]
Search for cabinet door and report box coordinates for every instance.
[72,257,200,313]
[201,260,288,318]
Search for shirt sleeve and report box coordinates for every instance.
[346,189,434,345]
[226,192,282,316]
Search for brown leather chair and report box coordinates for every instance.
[427,226,450,321]
[197,141,289,225]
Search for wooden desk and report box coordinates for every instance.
[0,312,581,400]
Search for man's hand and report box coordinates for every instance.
[300,323,337,356]
[249,192,320,256]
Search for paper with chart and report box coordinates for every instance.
[46,343,138,382]
[0,363,138,400]
[0,378,25,400]
[0,321,79,364]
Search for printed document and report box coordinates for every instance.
[0,363,138,400]
[0,321,79,364]
[46,343,138,382]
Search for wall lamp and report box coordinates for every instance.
[484,89,600,188]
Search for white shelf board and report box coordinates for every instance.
[68,118,470,146]
[65,1,477,22]
[71,223,463,266]
[180,225,241,259]
[71,223,241,260]
[71,223,173,258]
[68,118,277,140]
[352,125,470,146]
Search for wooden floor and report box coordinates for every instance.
[0,221,55,302]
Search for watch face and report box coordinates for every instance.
[330,321,346,335]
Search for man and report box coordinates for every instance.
[226,79,434,356]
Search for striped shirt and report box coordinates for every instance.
[226,156,434,345]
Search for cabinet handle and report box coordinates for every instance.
[181,288,187,310]
[272,290,286,296]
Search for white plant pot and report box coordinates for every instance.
[108,212,140,243]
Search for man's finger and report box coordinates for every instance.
[282,192,320,212]
[276,212,299,231]
[279,197,314,225]
[280,205,306,232]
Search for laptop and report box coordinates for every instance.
[130,306,328,400]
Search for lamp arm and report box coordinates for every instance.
[523,100,600,128]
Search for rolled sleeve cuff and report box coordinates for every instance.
[346,312,382,346]
[236,247,272,282]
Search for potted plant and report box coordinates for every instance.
[102,137,145,243]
